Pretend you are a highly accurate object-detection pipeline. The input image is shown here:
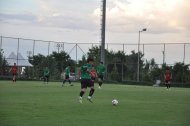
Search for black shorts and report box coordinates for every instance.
[98,74,104,80]
[165,80,171,84]
[81,79,94,89]
[44,75,49,79]
[65,75,69,79]
[91,77,96,81]
[12,73,17,76]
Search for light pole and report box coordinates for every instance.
[137,28,146,82]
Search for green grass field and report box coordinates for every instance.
[0,81,190,126]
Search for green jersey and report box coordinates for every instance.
[64,67,70,75]
[80,63,92,79]
[96,64,105,75]
[43,67,49,76]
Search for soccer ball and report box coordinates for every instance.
[112,99,119,106]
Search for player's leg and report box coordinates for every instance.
[87,80,95,103]
[63,79,66,84]
[62,75,67,86]
[15,74,17,82]
[98,75,103,88]
[12,74,15,82]
[46,75,49,84]
[12,74,14,82]
[168,81,171,89]
[62,79,65,86]
[79,79,87,103]
[43,76,46,83]
[165,80,168,89]
[68,77,73,86]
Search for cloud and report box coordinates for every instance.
[30,0,99,31]
[1,0,189,43]
[93,0,190,34]
[0,0,99,31]
[0,13,37,24]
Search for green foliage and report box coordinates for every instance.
[0,49,9,75]
[23,46,190,84]
[87,46,100,66]
[173,62,190,83]
[27,51,75,80]
[109,64,120,81]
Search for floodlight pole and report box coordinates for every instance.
[100,0,106,64]
[137,28,146,82]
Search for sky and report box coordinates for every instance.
[0,0,190,64]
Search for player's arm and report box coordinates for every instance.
[9,67,12,72]
[164,74,166,80]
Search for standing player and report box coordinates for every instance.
[62,65,72,86]
[10,63,17,83]
[96,62,106,89]
[164,69,172,90]
[43,66,50,84]
[79,57,95,103]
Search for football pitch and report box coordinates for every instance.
[0,81,190,126]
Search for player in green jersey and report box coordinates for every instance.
[79,57,94,103]
[43,66,50,84]
[62,65,73,86]
[96,62,106,89]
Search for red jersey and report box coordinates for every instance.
[165,70,172,81]
[90,69,96,78]
[11,66,17,74]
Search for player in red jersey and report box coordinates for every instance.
[10,63,17,83]
[90,66,97,84]
[164,69,172,89]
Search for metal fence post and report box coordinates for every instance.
[17,38,20,66]
[183,44,186,63]
[0,36,2,51]
[76,44,78,64]
[163,43,165,64]
[33,40,35,56]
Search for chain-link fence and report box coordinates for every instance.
[0,36,190,85]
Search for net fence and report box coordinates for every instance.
[0,36,190,85]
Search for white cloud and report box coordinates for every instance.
[93,0,190,34]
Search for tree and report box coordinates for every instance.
[125,50,144,81]
[0,49,9,75]
[27,51,75,80]
[173,62,190,83]
[51,51,72,73]
[87,46,100,66]
[109,63,120,82]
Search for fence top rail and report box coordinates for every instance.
[1,36,190,45]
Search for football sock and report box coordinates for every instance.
[89,88,95,97]
[168,84,170,88]
[99,82,102,87]
[80,91,85,97]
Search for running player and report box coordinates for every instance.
[79,57,94,103]
[10,63,17,83]
[62,65,73,86]
[96,62,106,89]
[90,66,97,85]
[164,69,172,90]
[43,66,50,84]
